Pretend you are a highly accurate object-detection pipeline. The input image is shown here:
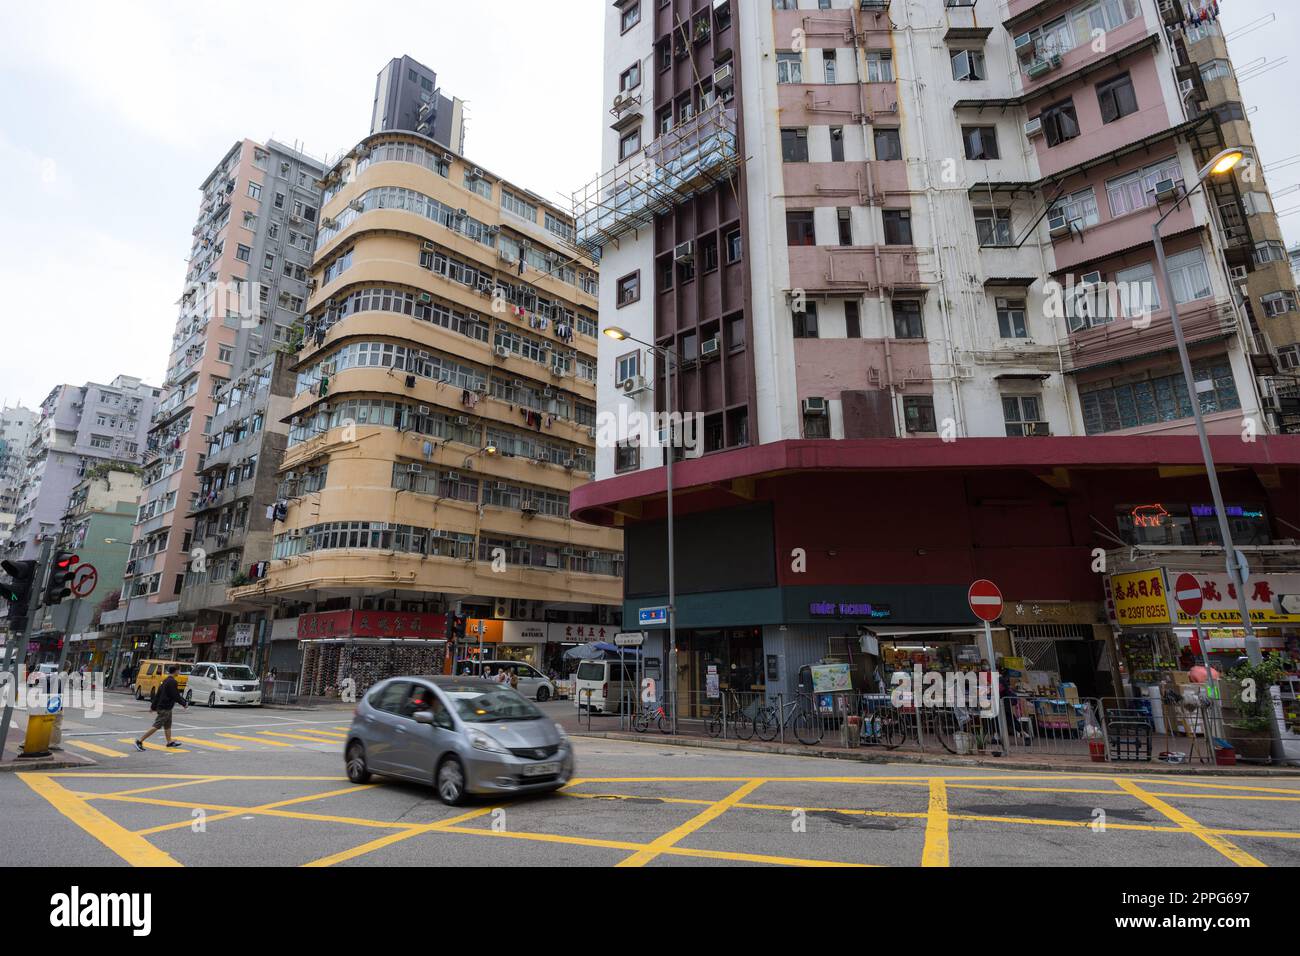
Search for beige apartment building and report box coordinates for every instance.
[228,131,622,681]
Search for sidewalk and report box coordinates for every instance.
[0,716,95,773]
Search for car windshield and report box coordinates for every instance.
[444,685,543,722]
[216,666,256,681]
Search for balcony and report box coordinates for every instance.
[572,100,740,254]
[1063,298,1238,374]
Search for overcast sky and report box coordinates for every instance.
[0,0,1295,410]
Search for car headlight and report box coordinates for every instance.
[470,732,509,754]
[554,722,569,742]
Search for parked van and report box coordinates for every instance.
[185,662,262,707]
[573,659,642,714]
[456,660,556,702]
[133,660,192,701]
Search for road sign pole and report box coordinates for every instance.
[0,538,52,757]
[982,618,1010,755]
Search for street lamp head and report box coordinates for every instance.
[602,326,629,341]
[1197,148,1245,181]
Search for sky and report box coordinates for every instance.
[0,0,1296,411]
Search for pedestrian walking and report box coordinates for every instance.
[136,664,188,751]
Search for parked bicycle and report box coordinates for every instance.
[706,690,756,740]
[633,700,672,734]
[753,693,822,745]
[857,702,907,749]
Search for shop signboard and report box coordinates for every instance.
[1170,571,1300,626]
[1109,569,1173,627]
[192,624,219,645]
[549,623,613,643]
[706,666,719,699]
[808,663,851,693]
[503,621,546,645]
[231,623,254,647]
[297,610,449,640]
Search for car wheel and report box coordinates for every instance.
[208,692,217,708]
[185,690,192,704]
[134,685,143,701]
[345,741,371,784]
[436,756,468,806]
[536,686,550,703]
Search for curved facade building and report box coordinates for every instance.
[233,131,622,658]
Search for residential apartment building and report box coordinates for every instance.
[101,139,324,659]
[0,405,36,521]
[569,0,1300,709]
[226,127,622,685]
[5,377,156,564]
[370,55,466,153]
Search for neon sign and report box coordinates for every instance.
[1130,504,1170,528]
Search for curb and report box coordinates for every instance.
[571,730,1300,777]
[0,752,95,773]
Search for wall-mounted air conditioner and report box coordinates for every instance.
[802,397,828,416]
[701,338,720,357]
[622,375,648,395]
[1152,179,1180,202]
[712,64,734,92]
[1047,213,1071,238]
[673,241,694,263]
[1024,117,1044,138]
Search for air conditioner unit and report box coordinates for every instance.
[622,375,647,395]
[407,463,423,473]
[321,217,338,230]
[474,382,488,394]
[521,499,539,514]
[802,397,828,416]
[1024,117,1044,138]
[417,404,431,415]
[470,167,485,179]
[563,458,576,470]
[674,241,695,263]
[512,539,528,549]
[1152,178,1180,202]
[442,152,455,164]
[1047,213,1071,238]
[1178,78,1196,98]
[1014,33,1036,61]
[587,426,597,439]
[495,346,511,358]
[542,387,554,397]
[422,241,436,253]
[701,337,720,357]
[348,199,364,212]
[455,416,470,426]
[712,64,734,92]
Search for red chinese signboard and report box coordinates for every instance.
[297,610,448,640]
[192,624,220,645]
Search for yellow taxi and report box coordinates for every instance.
[133,659,192,701]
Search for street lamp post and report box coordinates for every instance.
[1151,147,1261,665]
[604,326,678,730]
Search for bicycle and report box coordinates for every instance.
[858,702,907,750]
[753,693,823,745]
[706,691,755,740]
[633,701,672,734]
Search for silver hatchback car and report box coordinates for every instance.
[345,675,573,805]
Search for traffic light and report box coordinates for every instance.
[43,551,79,606]
[1,559,37,634]
[452,614,467,642]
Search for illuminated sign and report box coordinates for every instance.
[1130,504,1170,528]
[1190,504,1264,519]
[809,601,892,619]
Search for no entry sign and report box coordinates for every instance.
[967,579,1003,622]
[1173,572,1203,618]
[70,563,98,598]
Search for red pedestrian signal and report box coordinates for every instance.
[44,551,79,606]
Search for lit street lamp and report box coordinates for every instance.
[604,325,679,728]
[1151,146,1261,664]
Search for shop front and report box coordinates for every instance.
[296,609,449,696]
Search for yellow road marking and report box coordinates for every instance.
[171,736,241,751]
[91,778,225,799]
[616,778,766,867]
[1117,779,1266,867]
[18,773,181,867]
[922,779,950,867]
[258,731,342,744]
[290,729,346,739]
[304,806,495,867]
[332,726,352,732]
[1132,778,1300,796]
[137,785,376,837]
[216,733,294,747]
[119,738,189,753]
[1146,791,1300,802]
[45,773,344,780]
[63,740,128,758]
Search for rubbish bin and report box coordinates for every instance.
[19,714,56,759]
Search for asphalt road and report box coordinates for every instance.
[3,692,1299,867]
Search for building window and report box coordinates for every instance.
[658,257,674,292]
[1080,359,1239,434]
[1262,291,1299,317]
[218,345,233,363]
[235,244,251,262]
[1278,344,1300,370]
[883,209,912,245]
[866,52,893,83]
[873,128,902,161]
[830,126,845,162]
[1114,262,1160,318]
[615,442,640,473]
[1165,248,1212,304]
[1097,73,1138,123]
[616,272,641,307]
[1254,240,1287,265]
[619,127,642,161]
[1040,99,1080,147]
[1051,188,1099,230]
[620,1,640,33]
[904,396,937,433]
[845,300,861,338]
[962,126,999,160]
[892,300,923,338]
[776,52,803,84]
[950,48,986,81]
[786,210,816,246]
[1200,59,1233,83]
[837,208,853,246]
[727,314,746,351]
[615,350,641,386]
[725,229,742,263]
[501,189,538,222]
[1105,156,1182,218]
[803,404,830,438]
[273,191,285,209]
[701,236,719,272]
[620,63,641,91]
[974,208,1012,246]
[1003,395,1047,436]
[823,50,838,84]
[793,301,819,338]
[781,128,809,163]
[996,297,1028,338]
[247,181,261,201]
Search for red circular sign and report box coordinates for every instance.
[967,579,1003,622]
[71,563,98,598]
[1173,572,1203,617]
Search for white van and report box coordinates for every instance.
[459,660,556,702]
[185,662,263,707]
[573,659,642,714]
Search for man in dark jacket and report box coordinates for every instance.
[136,664,188,751]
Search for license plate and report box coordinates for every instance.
[521,761,559,778]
